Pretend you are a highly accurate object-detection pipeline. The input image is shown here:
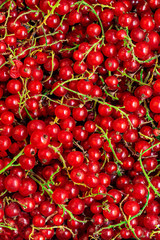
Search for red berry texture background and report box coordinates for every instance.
[0,0,159,240]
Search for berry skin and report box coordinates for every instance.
[144,214,159,230]
[124,96,139,112]
[55,105,71,119]
[132,183,148,200]
[134,42,151,60]
[5,202,20,218]
[67,151,84,167]
[113,117,129,133]
[150,96,160,113]
[87,51,104,66]
[1,111,14,125]
[154,8,160,26]
[15,26,28,40]
[87,24,101,37]
[105,57,119,71]
[103,203,120,220]
[68,198,85,215]
[0,136,11,151]
[32,214,45,227]
[30,130,50,149]
[135,141,151,157]
[123,201,140,216]
[52,188,69,204]
[4,175,21,192]
[19,155,35,170]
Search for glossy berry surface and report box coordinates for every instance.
[0,1,159,240]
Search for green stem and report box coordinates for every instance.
[53,84,132,126]
[148,164,160,175]
[0,190,7,197]
[24,107,33,120]
[41,25,48,46]
[60,44,79,52]
[34,225,76,237]
[0,40,64,70]
[40,0,61,23]
[49,145,67,170]
[127,189,150,240]
[0,224,16,231]
[139,143,160,197]
[100,76,119,100]
[93,3,115,9]
[97,125,122,165]
[15,10,39,22]
[117,69,148,86]
[123,27,160,64]
[75,1,105,45]
[29,174,53,197]
[95,189,150,235]
[58,204,87,223]
[47,167,60,186]
[0,148,24,174]
[0,0,10,9]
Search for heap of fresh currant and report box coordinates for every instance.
[0,0,160,239]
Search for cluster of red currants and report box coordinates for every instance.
[0,0,160,239]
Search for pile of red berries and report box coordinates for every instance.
[0,0,160,239]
